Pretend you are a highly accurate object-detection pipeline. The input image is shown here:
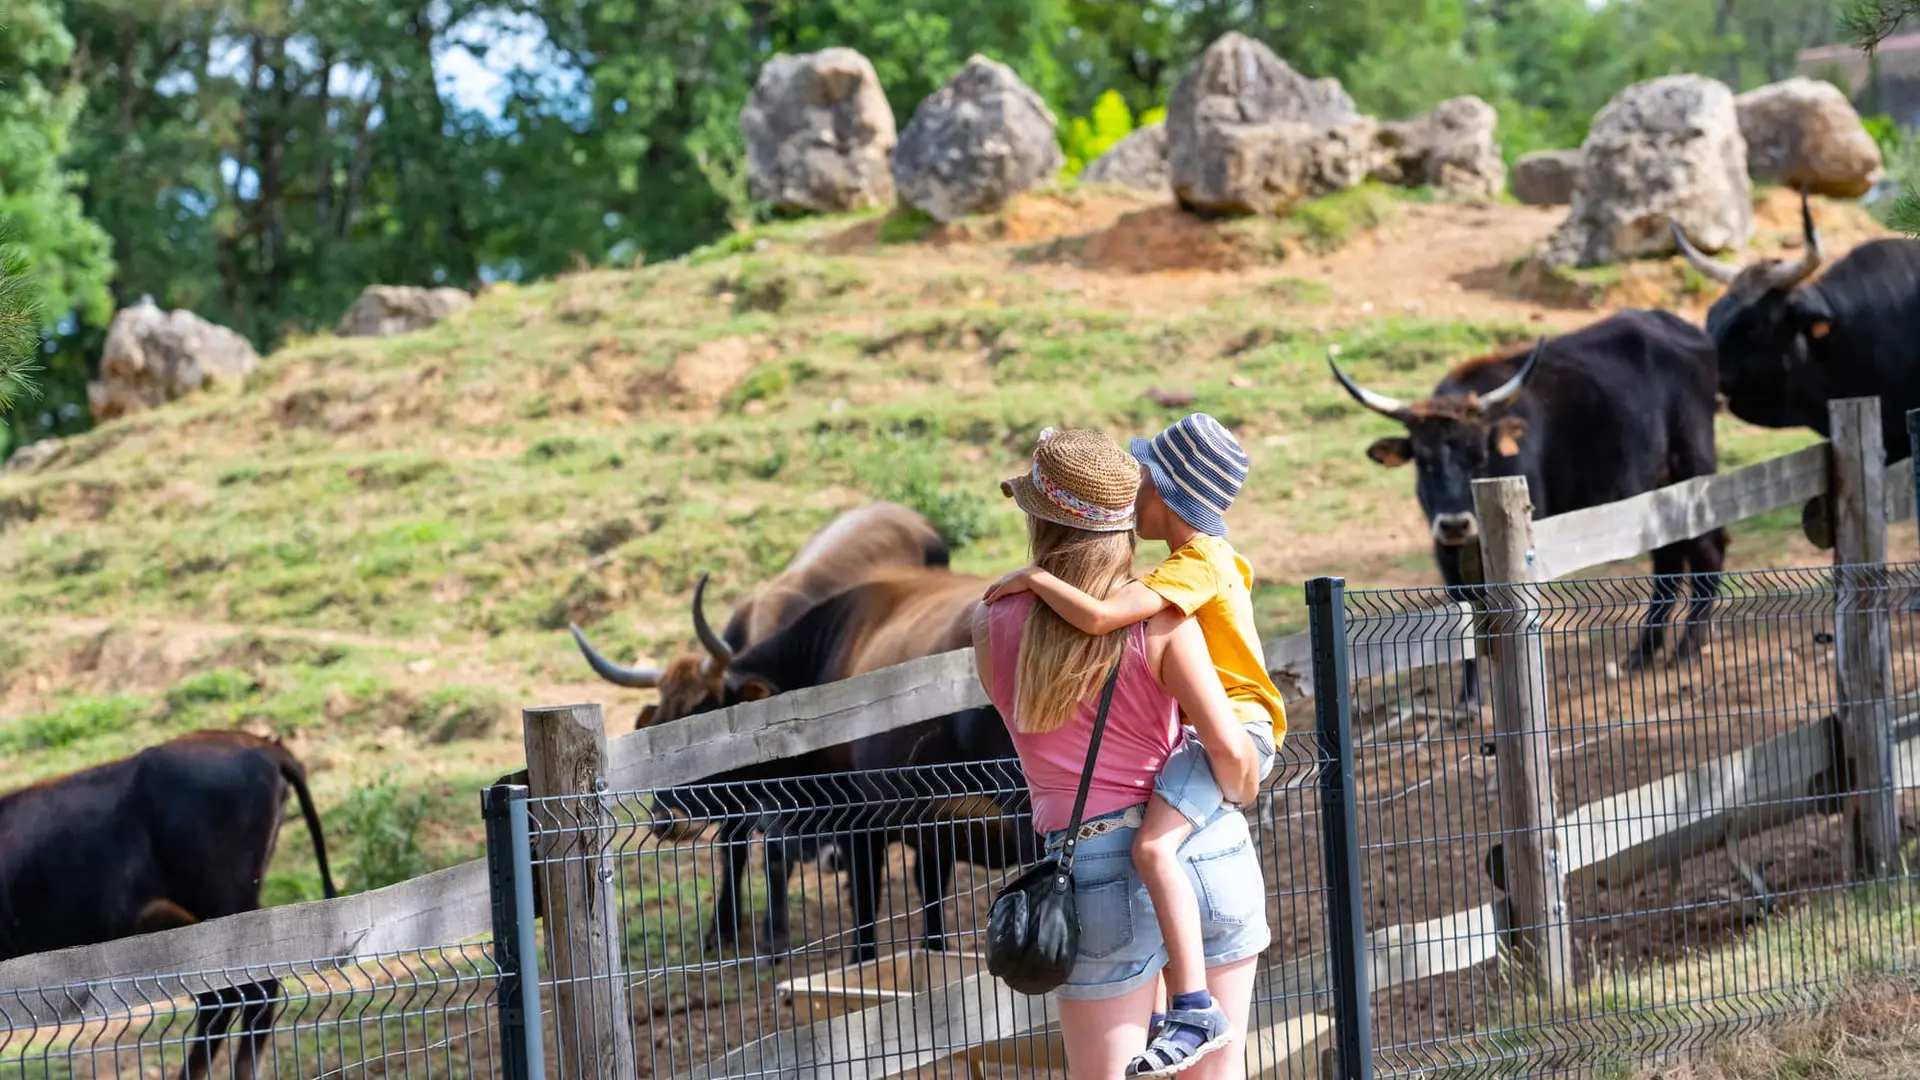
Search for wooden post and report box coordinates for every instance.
[523,703,637,1080]
[1828,398,1900,880]
[1470,476,1571,996]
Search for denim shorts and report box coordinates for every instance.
[1046,805,1271,1001]
[1155,719,1279,829]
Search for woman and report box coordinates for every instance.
[971,428,1270,1080]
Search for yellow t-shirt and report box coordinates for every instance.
[1141,535,1287,745]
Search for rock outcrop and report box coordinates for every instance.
[1370,96,1506,200]
[1080,124,1170,191]
[1511,149,1582,206]
[336,285,474,338]
[1735,77,1883,198]
[742,48,898,213]
[87,298,260,422]
[893,56,1063,222]
[1542,75,1752,268]
[1166,33,1375,215]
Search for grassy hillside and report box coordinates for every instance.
[0,184,1886,901]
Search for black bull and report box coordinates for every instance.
[570,575,1039,962]
[1329,308,1727,707]
[0,732,339,1080]
[1674,189,1920,466]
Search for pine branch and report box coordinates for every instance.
[1886,185,1920,235]
[0,248,42,413]
[1841,0,1918,51]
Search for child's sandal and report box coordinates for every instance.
[1124,1004,1232,1079]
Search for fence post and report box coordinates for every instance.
[1469,476,1570,997]
[1306,576,1373,1080]
[1828,398,1899,880]
[1908,408,1920,534]
[483,783,546,1080]
[523,704,636,1080]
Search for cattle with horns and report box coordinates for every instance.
[1328,309,1726,707]
[1673,189,1920,466]
[570,510,1034,961]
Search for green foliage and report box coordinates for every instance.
[0,244,39,415]
[335,773,429,893]
[0,694,147,754]
[877,207,939,244]
[854,436,990,548]
[1061,90,1164,176]
[1280,184,1402,254]
[1850,3,1920,236]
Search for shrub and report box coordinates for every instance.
[1060,90,1166,176]
[335,773,429,892]
[856,439,989,548]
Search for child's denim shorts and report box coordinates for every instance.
[1155,714,1279,829]
[1044,805,1271,1001]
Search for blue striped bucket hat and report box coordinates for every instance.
[1129,413,1250,538]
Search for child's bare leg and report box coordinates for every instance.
[1134,794,1203,998]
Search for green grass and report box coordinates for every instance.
[0,196,1865,926]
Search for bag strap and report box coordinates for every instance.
[1058,638,1130,874]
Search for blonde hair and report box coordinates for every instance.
[1012,518,1137,734]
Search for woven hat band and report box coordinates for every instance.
[1031,460,1136,525]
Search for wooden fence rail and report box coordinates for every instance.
[3,408,1914,1013]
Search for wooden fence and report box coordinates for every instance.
[2,398,1916,1073]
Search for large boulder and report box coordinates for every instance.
[1511,149,1582,206]
[1542,75,1752,268]
[893,56,1063,222]
[87,298,259,422]
[336,285,473,338]
[1735,77,1883,198]
[1080,123,1169,191]
[1370,96,1506,199]
[742,48,898,214]
[1166,32,1376,215]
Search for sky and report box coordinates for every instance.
[434,9,560,118]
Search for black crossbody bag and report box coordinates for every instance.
[985,657,1126,996]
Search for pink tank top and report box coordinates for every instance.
[985,595,1182,834]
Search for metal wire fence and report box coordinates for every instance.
[3,564,1914,1080]
[520,741,1340,1080]
[0,946,503,1080]
[1336,564,1920,1079]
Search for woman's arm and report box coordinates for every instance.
[986,569,1167,635]
[1154,614,1259,807]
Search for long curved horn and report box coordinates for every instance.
[1669,220,1741,284]
[692,573,734,673]
[1327,349,1413,421]
[569,623,663,688]
[1478,337,1547,409]
[1763,186,1823,290]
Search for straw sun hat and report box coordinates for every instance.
[999,428,1139,533]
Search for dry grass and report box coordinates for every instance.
[1638,977,1920,1080]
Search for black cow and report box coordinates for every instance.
[1673,189,1920,465]
[1329,309,1727,707]
[572,568,1038,962]
[0,731,339,1080]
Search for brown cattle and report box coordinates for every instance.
[569,500,949,728]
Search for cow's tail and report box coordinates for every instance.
[270,748,340,899]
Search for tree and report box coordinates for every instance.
[1846,0,1920,232]
[0,247,40,416]
[0,0,113,450]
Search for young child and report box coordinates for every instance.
[987,413,1285,1079]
